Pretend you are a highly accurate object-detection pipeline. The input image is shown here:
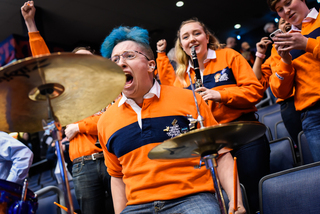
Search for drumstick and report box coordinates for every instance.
[54,202,77,214]
[234,157,238,212]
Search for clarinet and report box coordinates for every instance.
[191,46,204,89]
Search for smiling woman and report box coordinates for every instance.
[156,17,270,214]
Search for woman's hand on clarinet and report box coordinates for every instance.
[157,39,167,53]
[195,87,221,102]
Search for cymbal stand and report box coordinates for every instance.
[186,68,204,129]
[42,96,74,214]
[195,154,227,214]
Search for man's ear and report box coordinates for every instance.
[148,60,156,72]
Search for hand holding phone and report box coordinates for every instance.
[269,29,283,41]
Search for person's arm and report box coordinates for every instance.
[156,39,176,86]
[21,1,50,56]
[253,37,272,80]
[217,152,246,214]
[65,115,100,141]
[111,176,128,214]
[269,60,295,99]
[0,132,34,184]
[198,50,264,108]
[21,1,38,32]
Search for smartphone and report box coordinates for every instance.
[269,29,283,41]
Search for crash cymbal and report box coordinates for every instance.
[0,53,125,133]
[148,121,266,160]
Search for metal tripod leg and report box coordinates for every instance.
[203,155,227,214]
[45,120,74,214]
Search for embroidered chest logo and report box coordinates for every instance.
[214,68,229,82]
[163,119,182,138]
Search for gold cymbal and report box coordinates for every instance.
[148,121,266,160]
[0,53,125,133]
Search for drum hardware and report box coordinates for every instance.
[0,53,125,213]
[0,53,125,133]
[149,121,266,214]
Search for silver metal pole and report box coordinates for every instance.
[204,156,227,214]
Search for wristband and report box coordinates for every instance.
[255,52,266,59]
[156,50,165,53]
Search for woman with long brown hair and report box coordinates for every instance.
[156,18,270,214]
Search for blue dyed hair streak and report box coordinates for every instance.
[101,26,150,58]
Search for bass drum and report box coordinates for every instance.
[0,179,38,214]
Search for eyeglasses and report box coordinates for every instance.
[111,50,150,63]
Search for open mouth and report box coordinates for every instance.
[284,25,291,33]
[125,73,133,87]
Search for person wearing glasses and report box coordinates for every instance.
[21,2,114,213]
[98,26,245,214]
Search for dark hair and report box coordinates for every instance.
[72,46,95,54]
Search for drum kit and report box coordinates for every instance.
[0,53,266,214]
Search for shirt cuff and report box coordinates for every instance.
[28,31,41,40]
[306,38,317,54]
[219,90,228,104]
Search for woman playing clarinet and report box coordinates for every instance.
[156,18,270,214]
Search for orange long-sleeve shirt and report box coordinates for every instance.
[157,48,264,123]
[269,9,320,111]
[68,115,102,161]
[28,31,102,161]
[258,46,294,103]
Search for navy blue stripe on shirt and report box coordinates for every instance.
[290,27,320,60]
[107,115,190,158]
[186,67,236,90]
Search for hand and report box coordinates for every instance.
[228,202,246,214]
[65,124,80,141]
[21,1,36,22]
[157,39,167,52]
[274,32,308,51]
[256,37,272,55]
[195,87,221,102]
[274,43,292,65]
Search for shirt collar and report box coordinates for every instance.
[303,8,318,22]
[290,7,318,32]
[188,49,216,68]
[118,80,161,107]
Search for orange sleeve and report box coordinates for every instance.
[218,52,264,109]
[305,37,320,60]
[77,115,101,136]
[259,57,272,91]
[156,52,176,86]
[28,32,50,56]
[269,60,295,100]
